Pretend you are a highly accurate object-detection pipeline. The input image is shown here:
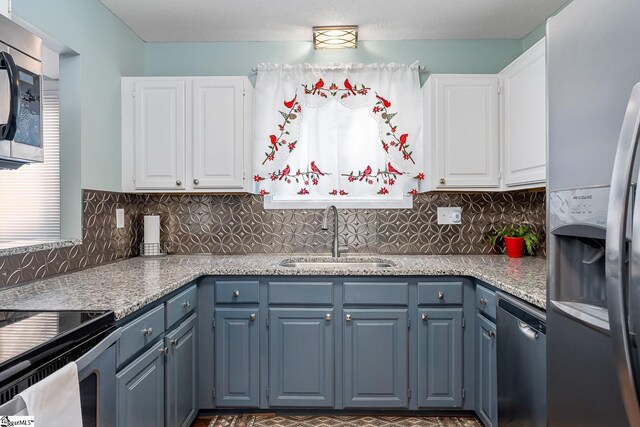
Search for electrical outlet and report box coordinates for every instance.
[116,208,125,228]
[437,207,462,225]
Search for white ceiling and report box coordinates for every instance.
[99,0,567,43]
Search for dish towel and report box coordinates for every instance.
[0,395,28,415]
[18,361,83,427]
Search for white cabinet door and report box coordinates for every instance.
[501,39,546,187]
[433,76,500,188]
[133,80,186,190]
[192,78,245,189]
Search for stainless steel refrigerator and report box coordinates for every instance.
[548,1,640,426]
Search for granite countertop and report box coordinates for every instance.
[0,254,547,320]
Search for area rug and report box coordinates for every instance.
[208,415,482,427]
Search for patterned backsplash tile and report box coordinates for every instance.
[0,189,545,288]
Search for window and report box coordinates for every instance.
[252,63,426,209]
[0,81,60,246]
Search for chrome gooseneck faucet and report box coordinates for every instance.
[321,205,348,258]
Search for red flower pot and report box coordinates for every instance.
[504,236,525,258]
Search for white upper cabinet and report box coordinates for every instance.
[427,75,500,189]
[122,76,253,192]
[132,80,186,190]
[192,78,245,190]
[500,38,546,188]
[423,39,546,191]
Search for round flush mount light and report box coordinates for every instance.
[313,26,358,50]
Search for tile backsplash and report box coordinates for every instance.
[0,189,545,288]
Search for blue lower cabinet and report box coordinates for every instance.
[343,308,408,408]
[117,341,166,427]
[268,308,334,407]
[417,308,464,408]
[165,314,198,427]
[214,307,260,407]
[476,313,497,427]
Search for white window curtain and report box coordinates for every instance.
[252,63,425,201]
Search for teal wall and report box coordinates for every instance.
[13,0,145,195]
[145,39,523,84]
[522,21,546,51]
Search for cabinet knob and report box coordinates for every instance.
[250,313,257,321]
[193,178,199,185]
[141,327,153,336]
[325,313,332,321]
[480,298,487,305]
[421,313,428,321]
[233,290,240,297]
[159,347,169,356]
[345,314,352,322]
[489,331,496,338]
[170,338,179,347]
[182,301,191,309]
[439,178,446,185]
[438,291,445,300]
[176,179,182,186]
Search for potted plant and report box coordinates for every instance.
[489,226,540,258]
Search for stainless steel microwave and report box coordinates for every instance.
[0,14,42,169]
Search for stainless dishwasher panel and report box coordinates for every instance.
[497,293,547,427]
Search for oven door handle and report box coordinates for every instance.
[0,51,19,141]
[76,328,122,372]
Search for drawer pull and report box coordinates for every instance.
[489,330,496,339]
[182,301,191,309]
[345,314,352,322]
[480,298,487,306]
[233,290,240,297]
[421,313,428,321]
[159,347,169,356]
[170,339,179,347]
[250,313,257,321]
[438,291,445,300]
[325,313,332,321]
[141,327,153,337]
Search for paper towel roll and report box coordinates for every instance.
[144,215,160,245]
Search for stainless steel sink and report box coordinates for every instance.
[279,259,395,268]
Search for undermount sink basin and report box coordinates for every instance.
[279,258,395,269]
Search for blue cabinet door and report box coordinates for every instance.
[476,313,497,427]
[417,307,463,408]
[268,308,334,407]
[214,307,260,407]
[117,341,165,427]
[166,314,198,427]
[343,308,408,408]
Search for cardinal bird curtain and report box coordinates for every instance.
[252,63,424,200]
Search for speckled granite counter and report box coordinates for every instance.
[0,254,547,320]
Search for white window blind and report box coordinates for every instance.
[0,88,60,243]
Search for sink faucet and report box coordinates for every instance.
[321,205,348,258]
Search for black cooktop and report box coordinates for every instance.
[0,310,114,382]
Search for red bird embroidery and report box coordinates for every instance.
[376,94,391,108]
[344,79,356,95]
[284,94,297,109]
[279,164,290,180]
[398,133,409,151]
[270,135,279,151]
[387,162,402,175]
[359,165,372,181]
[312,78,324,95]
[310,161,325,176]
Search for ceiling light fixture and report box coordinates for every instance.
[313,25,358,50]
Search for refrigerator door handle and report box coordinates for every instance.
[606,82,640,425]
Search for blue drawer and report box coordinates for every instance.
[118,304,165,366]
[215,280,260,304]
[343,282,409,305]
[476,284,497,320]
[418,281,464,305]
[268,281,334,305]
[166,285,197,328]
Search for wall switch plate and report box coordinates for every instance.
[116,208,125,228]
[437,207,462,225]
